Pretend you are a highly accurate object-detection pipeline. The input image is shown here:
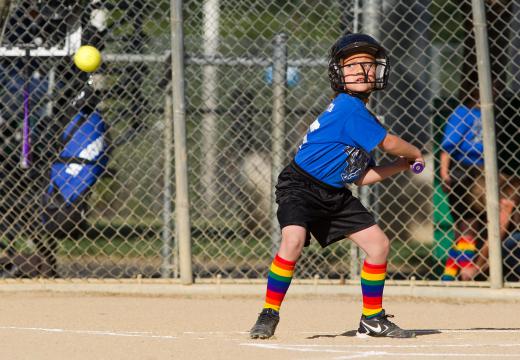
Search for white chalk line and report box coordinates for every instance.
[0,327,254,340]
[179,329,520,335]
[432,329,520,333]
[3,326,517,339]
[331,351,520,359]
[182,331,248,335]
[301,329,520,334]
[0,326,176,340]
[2,326,519,340]
[242,331,520,359]
[2,326,520,359]
[242,344,520,359]
[242,343,520,349]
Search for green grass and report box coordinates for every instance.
[60,236,162,258]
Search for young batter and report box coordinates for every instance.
[250,33,424,339]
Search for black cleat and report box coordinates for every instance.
[250,308,280,339]
[356,310,415,338]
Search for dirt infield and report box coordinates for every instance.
[0,289,519,359]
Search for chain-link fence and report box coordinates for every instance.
[0,0,519,286]
[0,0,172,278]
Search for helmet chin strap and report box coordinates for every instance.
[346,90,371,101]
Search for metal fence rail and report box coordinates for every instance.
[0,0,519,288]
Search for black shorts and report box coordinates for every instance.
[275,161,376,248]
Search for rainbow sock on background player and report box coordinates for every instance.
[263,254,296,312]
[442,257,459,281]
[442,235,477,281]
[360,260,387,318]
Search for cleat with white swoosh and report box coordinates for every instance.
[356,310,416,338]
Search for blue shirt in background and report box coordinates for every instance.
[440,105,483,166]
[294,93,387,188]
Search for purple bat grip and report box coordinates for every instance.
[411,162,424,174]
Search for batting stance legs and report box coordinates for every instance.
[250,222,415,339]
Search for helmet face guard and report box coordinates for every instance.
[328,34,390,94]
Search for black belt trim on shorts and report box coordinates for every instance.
[290,159,346,192]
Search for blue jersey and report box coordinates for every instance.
[440,105,483,166]
[294,93,387,188]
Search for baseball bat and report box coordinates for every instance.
[410,161,424,174]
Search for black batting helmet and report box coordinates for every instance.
[328,33,389,93]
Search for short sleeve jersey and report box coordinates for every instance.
[440,105,483,166]
[294,93,387,188]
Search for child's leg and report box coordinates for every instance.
[250,225,306,339]
[349,225,389,318]
[349,224,415,338]
[263,225,306,311]
[455,234,477,268]
[442,258,459,280]
[442,218,479,281]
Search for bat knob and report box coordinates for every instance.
[411,162,424,174]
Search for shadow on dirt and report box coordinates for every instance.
[305,327,520,339]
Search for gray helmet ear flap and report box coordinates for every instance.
[328,33,390,93]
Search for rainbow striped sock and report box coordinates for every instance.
[454,235,477,268]
[442,257,459,281]
[263,254,296,312]
[360,260,386,318]
[442,235,477,281]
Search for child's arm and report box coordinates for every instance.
[355,157,410,186]
[354,133,424,186]
[439,151,451,192]
[379,133,423,163]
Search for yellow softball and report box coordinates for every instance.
[73,45,102,73]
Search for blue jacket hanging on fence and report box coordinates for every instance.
[47,110,108,204]
[42,109,108,238]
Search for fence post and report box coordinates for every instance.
[471,0,502,288]
[170,0,193,284]
[201,0,220,218]
[161,91,174,278]
[270,32,288,254]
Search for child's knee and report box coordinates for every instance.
[282,235,306,251]
[370,237,390,259]
[280,228,307,257]
[380,237,391,257]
